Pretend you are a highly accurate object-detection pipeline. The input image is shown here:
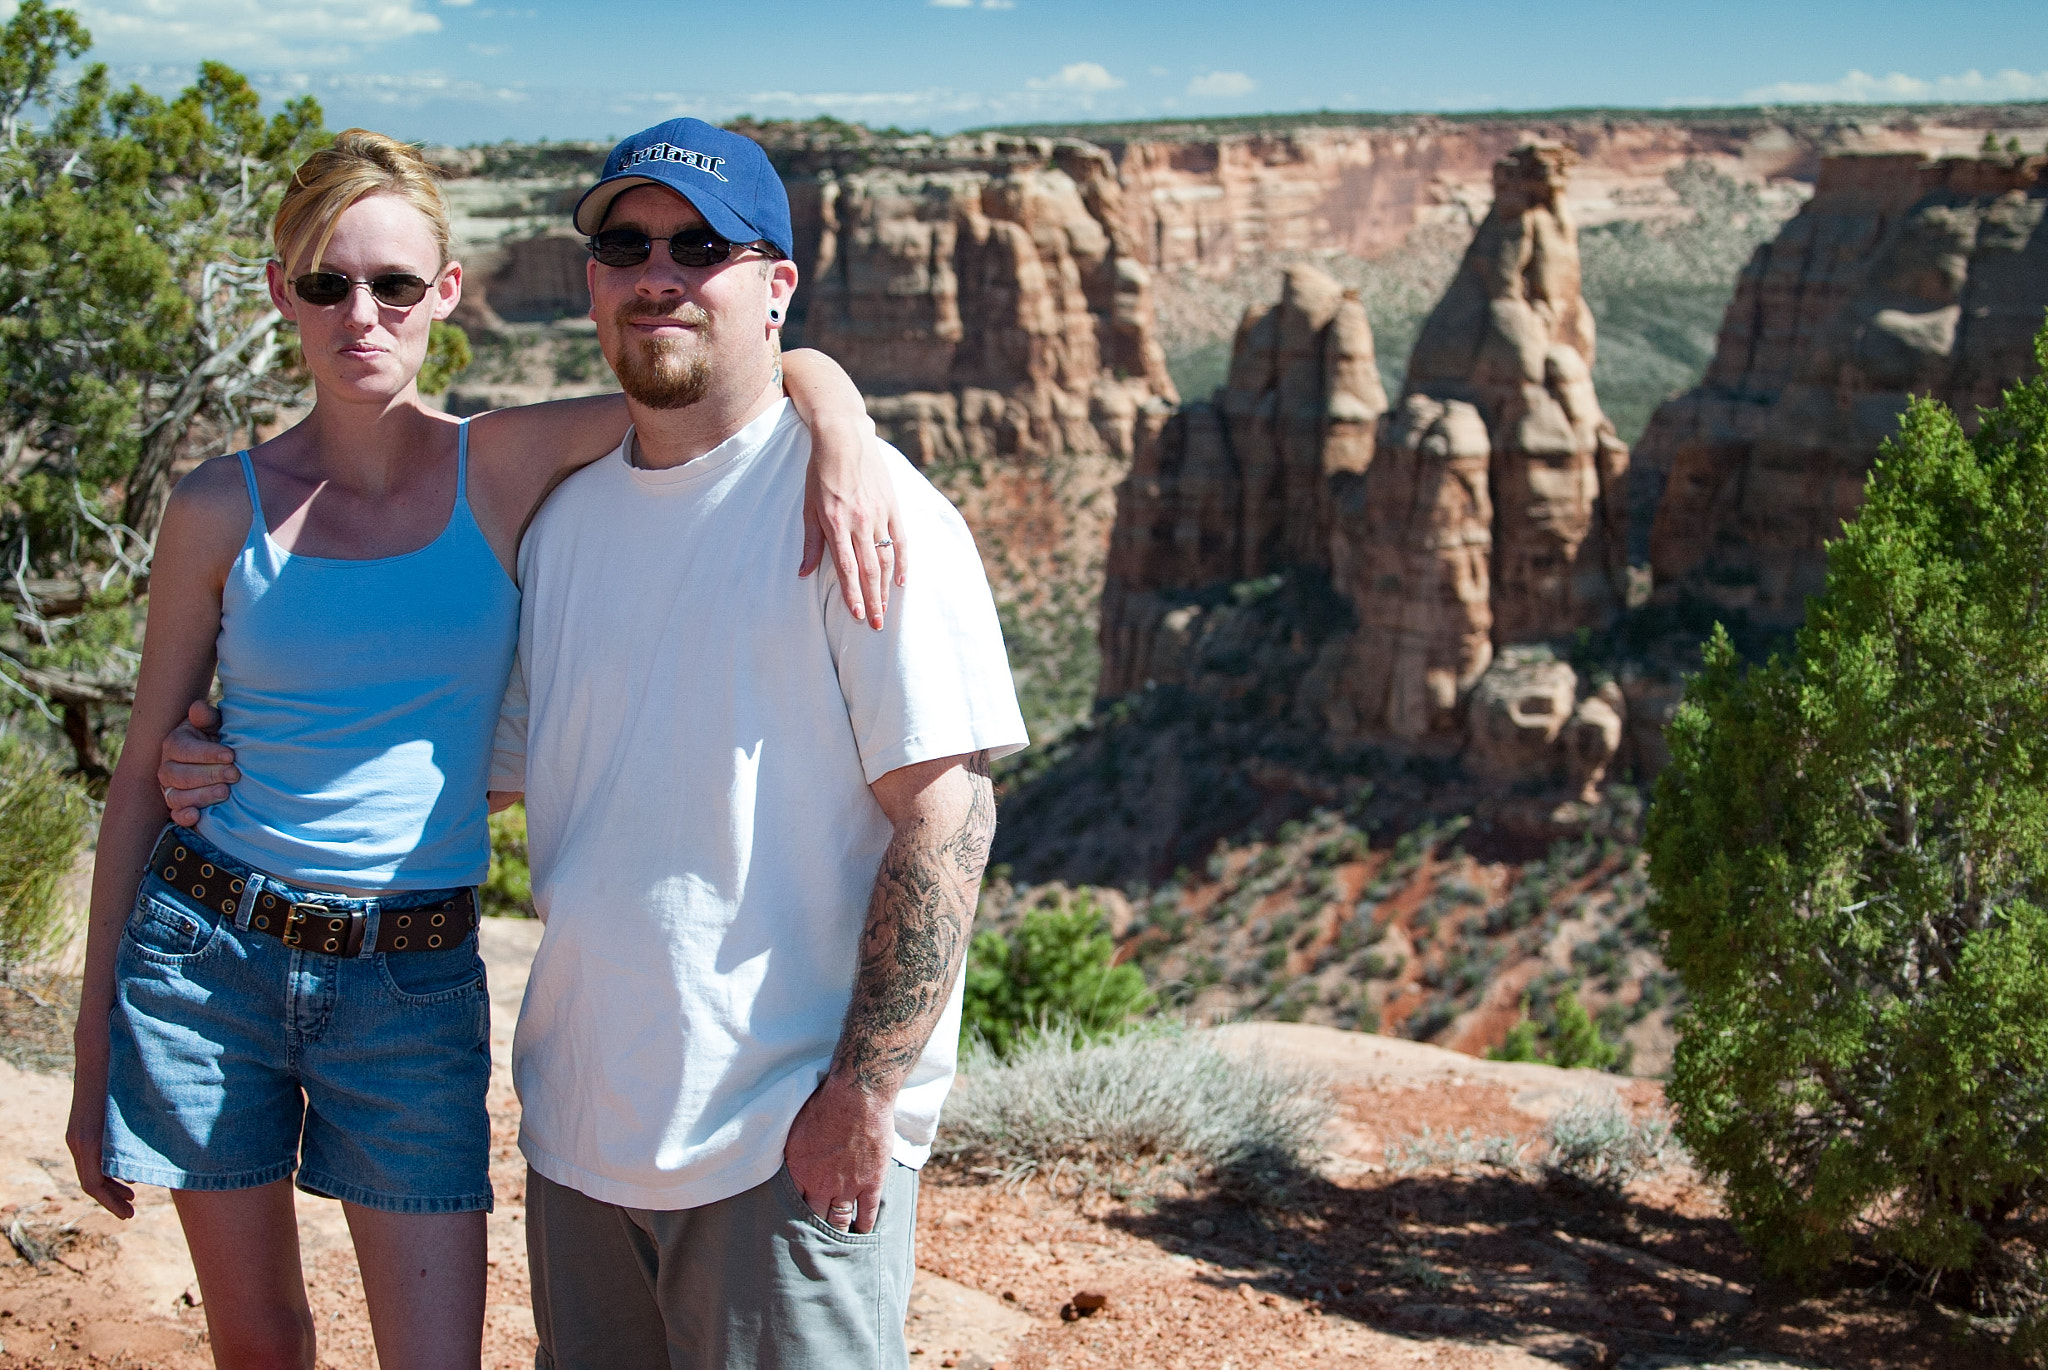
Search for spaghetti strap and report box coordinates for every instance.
[233,450,267,534]
[455,418,471,500]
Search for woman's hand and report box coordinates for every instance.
[67,1034,135,1219]
[802,428,905,632]
[781,348,907,630]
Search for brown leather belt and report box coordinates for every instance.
[147,829,478,957]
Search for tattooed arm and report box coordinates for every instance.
[783,749,995,1233]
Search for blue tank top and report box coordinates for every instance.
[196,422,521,889]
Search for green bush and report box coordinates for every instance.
[962,893,1152,1057]
[0,737,91,969]
[417,320,472,395]
[480,802,533,918]
[1647,323,2048,1304]
[1487,989,1623,1071]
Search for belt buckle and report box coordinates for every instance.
[282,902,368,957]
[281,903,317,948]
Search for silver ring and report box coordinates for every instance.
[828,1199,855,1212]
[162,786,176,805]
[873,538,893,549]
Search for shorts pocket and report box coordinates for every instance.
[122,888,221,964]
[377,940,486,1006]
[772,1163,884,1247]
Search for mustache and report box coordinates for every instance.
[615,299,710,329]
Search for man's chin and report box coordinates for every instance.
[613,347,711,410]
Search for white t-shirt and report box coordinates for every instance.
[498,401,1027,1211]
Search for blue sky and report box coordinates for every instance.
[30,0,2048,144]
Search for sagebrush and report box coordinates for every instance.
[934,1023,1330,1192]
[1542,1094,1672,1192]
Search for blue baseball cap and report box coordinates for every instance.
[572,117,793,258]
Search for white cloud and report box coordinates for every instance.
[1745,67,2048,104]
[249,67,528,107]
[1186,70,1256,99]
[928,0,973,6]
[70,0,440,66]
[1026,61,1123,93]
[440,0,473,6]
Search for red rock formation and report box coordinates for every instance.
[1642,152,2048,624]
[794,138,1176,466]
[1096,145,1638,818]
[1321,394,1493,738]
[1098,263,1387,697]
[1320,145,1628,748]
[1401,144,1630,647]
[1101,112,2044,275]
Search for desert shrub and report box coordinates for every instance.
[1488,988,1624,1071]
[481,802,533,918]
[1386,1126,1525,1175]
[962,893,1153,1057]
[934,1023,1330,1191]
[0,737,91,970]
[1542,1094,1672,1191]
[1647,325,2048,1300]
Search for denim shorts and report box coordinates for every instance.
[103,829,493,1213]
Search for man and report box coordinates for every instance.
[166,118,1028,1369]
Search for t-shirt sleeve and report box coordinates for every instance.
[489,654,528,793]
[824,456,1029,786]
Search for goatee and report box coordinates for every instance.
[612,302,712,409]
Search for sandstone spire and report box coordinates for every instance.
[1403,144,1630,645]
[1329,144,1630,739]
[1098,262,1387,699]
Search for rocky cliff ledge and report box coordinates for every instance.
[1639,151,2048,625]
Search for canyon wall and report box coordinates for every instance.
[1095,109,2045,277]
[786,136,1177,467]
[1640,151,2048,624]
[1099,146,1634,814]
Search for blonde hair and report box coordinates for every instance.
[273,128,452,275]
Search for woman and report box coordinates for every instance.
[64,129,898,1370]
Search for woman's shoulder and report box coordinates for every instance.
[160,452,257,549]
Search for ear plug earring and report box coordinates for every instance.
[768,307,783,323]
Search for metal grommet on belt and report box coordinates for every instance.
[144,830,474,959]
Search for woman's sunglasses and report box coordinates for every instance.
[291,272,433,308]
[587,226,781,270]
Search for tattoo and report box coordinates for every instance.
[771,360,784,392]
[832,753,997,1094]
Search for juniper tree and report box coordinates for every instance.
[0,2,325,774]
[1647,321,2048,1296]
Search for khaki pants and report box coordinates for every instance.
[526,1162,918,1370]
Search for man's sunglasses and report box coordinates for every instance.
[587,227,781,270]
[291,272,433,308]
